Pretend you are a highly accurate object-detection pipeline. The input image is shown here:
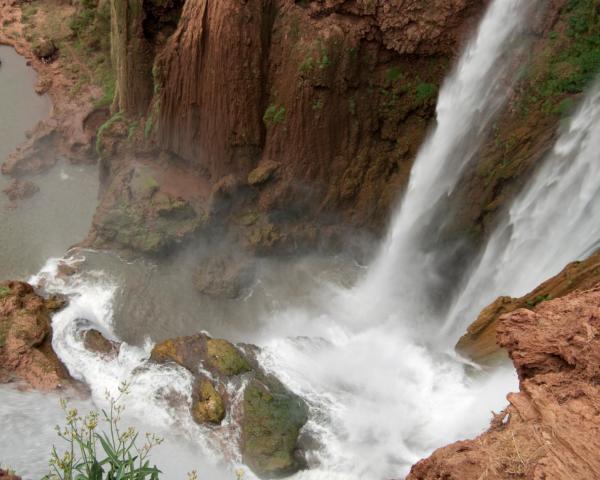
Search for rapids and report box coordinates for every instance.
[2,1,600,479]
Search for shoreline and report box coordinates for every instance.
[0,0,103,180]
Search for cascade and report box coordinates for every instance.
[446,78,600,339]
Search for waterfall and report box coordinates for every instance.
[355,0,538,321]
[446,78,600,338]
[4,1,557,479]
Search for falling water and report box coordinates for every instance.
[355,0,538,319]
[1,0,561,479]
[446,78,600,338]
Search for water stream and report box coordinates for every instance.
[3,1,600,479]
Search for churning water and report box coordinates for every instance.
[4,0,600,479]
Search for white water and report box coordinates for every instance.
[360,0,537,316]
[445,79,600,339]
[5,0,580,478]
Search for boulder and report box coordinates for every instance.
[83,329,119,357]
[0,281,71,390]
[248,161,279,187]
[192,379,225,424]
[151,334,251,377]
[150,333,308,477]
[242,378,309,478]
[194,255,256,299]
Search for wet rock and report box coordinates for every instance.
[150,332,309,475]
[91,164,206,254]
[45,294,68,312]
[242,378,309,478]
[83,329,119,357]
[194,255,256,299]
[2,179,39,202]
[192,378,226,424]
[151,334,251,377]
[248,161,279,187]
[33,38,58,62]
[409,287,600,480]
[0,281,71,391]
[457,248,600,364]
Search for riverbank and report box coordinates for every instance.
[0,0,108,178]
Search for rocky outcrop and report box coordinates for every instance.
[87,163,207,254]
[457,248,600,364]
[89,0,487,257]
[149,333,308,478]
[0,281,70,391]
[408,286,600,480]
[2,179,39,203]
[0,470,21,480]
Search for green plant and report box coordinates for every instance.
[298,55,314,74]
[0,286,10,298]
[386,67,403,84]
[526,294,552,307]
[263,104,286,125]
[43,383,162,480]
[414,83,438,103]
[96,112,123,156]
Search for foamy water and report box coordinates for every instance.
[9,1,600,479]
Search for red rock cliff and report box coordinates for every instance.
[103,0,486,253]
[408,286,600,480]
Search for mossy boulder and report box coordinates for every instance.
[206,338,252,376]
[242,379,309,478]
[150,333,308,473]
[192,379,226,424]
[93,165,205,254]
[150,334,251,377]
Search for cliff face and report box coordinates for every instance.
[94,0,486,255]
[458,248,600,364]
[409,286,600,480]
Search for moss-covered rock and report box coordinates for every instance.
[192,379,226,424]
[206,338,252,376]
[93,165,205,254]
[242,379,309,478]
[150,334,251,377]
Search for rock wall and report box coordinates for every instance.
[99,0,486,253]
[409,286,600,480]
[457,248,600,364]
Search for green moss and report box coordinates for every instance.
[95,112,123,156]
[527,0,600,112]
[242,380,308,478]
[414,83,438,104]
[263,104,286,126]
[192,380,226,424]
[386,66,403,84]
[0,286,11,298]
[206,338,252,376]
